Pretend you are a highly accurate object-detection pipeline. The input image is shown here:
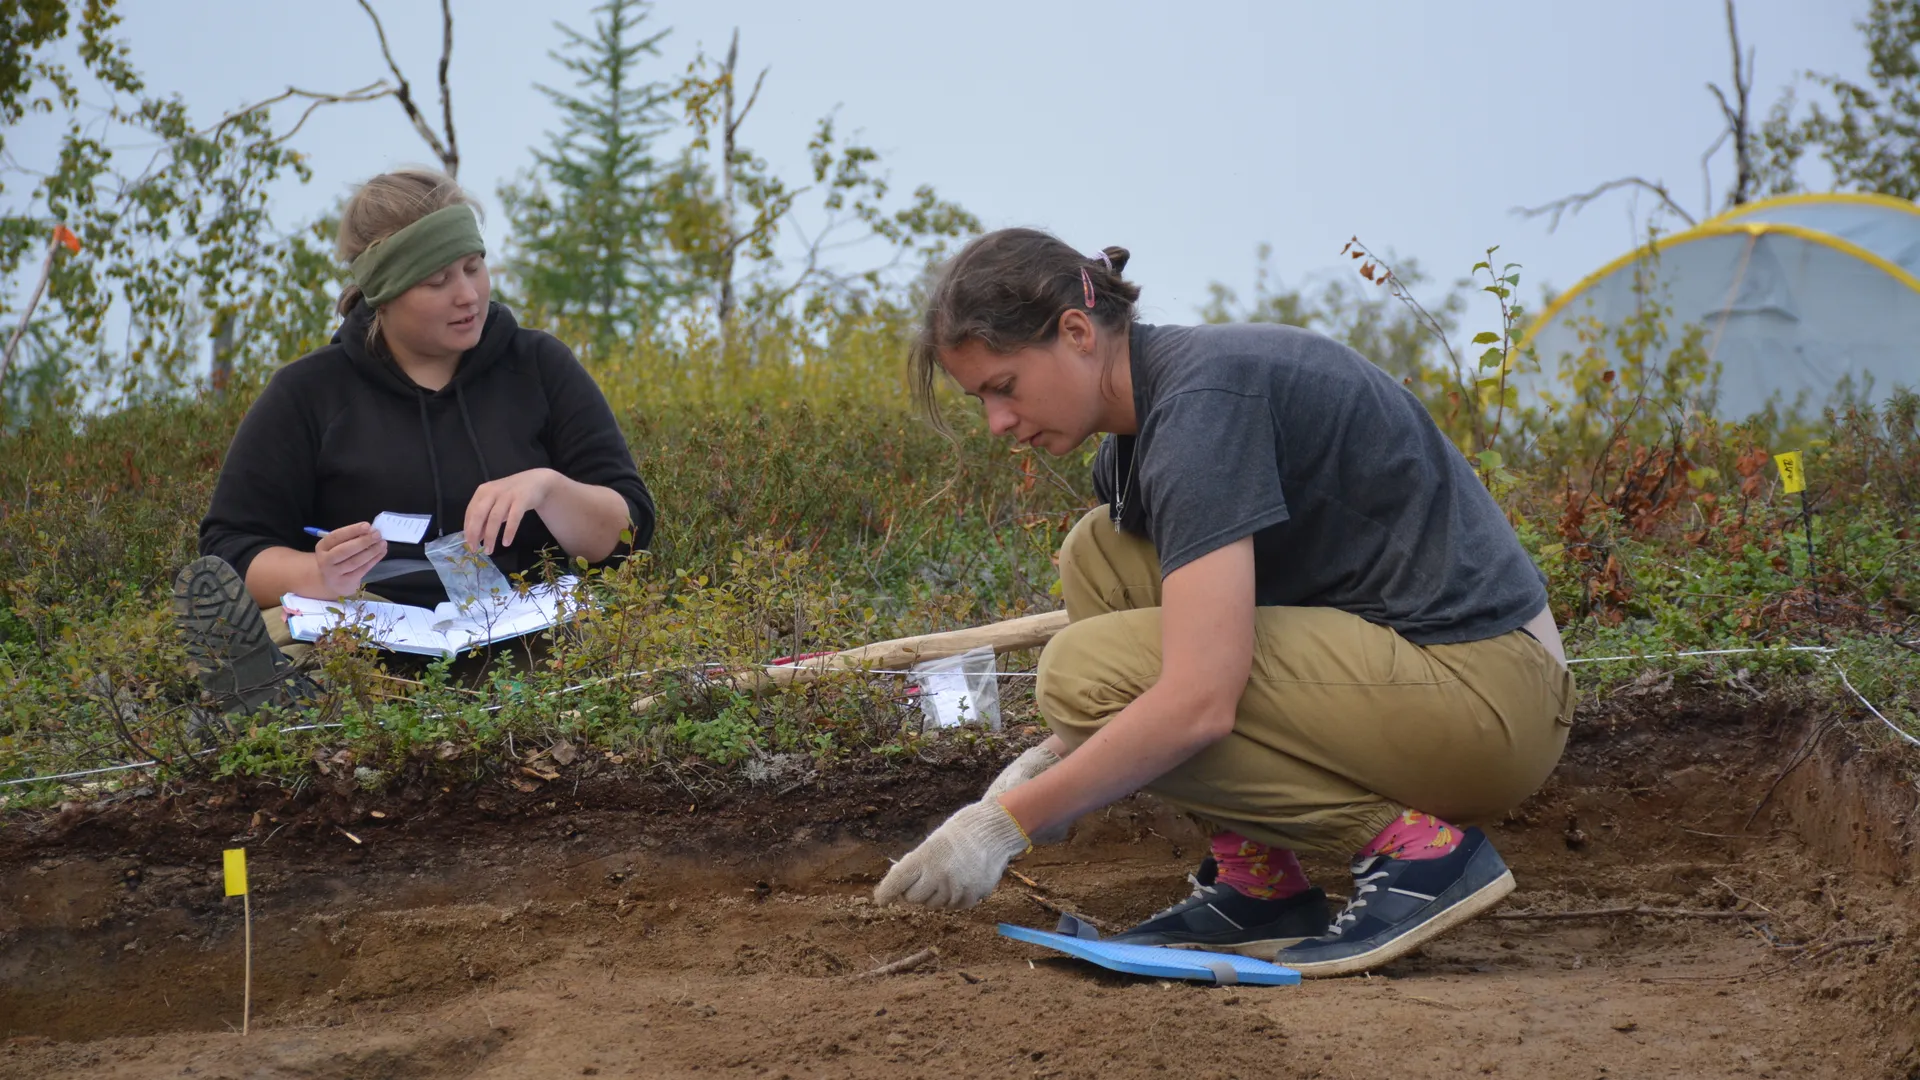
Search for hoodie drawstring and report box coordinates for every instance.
[416,385,494,542]
[416,391,449,539]
[454,382,493,484]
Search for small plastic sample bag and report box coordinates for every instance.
[424,531,514,612]
[910,645,1002,731]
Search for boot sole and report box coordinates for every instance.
[1283,869,1516,978]
[172,556,298,712]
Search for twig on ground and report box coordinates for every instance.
[1490,905,1764,922]
[1678,826,1778,840]
[1796,936,1881,964]
[1390,991,1465,1012]
[1712,876,1780,917]
[1649,936,1885,983]
[1008,869,1048,892]
[1021,891,1117,933]
[860,946,938,977]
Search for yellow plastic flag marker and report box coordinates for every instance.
[223,848,248,896]
[1774,449,1825,632]
[224,848,252,1035]
[1774,451,1806,494]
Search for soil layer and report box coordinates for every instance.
[3,691,1917,1080]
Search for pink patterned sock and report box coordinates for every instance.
[1209,831,1310,900]
[1359,809,1464,861]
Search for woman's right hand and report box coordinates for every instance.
[314,522,386,597]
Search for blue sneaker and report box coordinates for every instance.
[1275,826,1515,978]
[1107,858,1331,957]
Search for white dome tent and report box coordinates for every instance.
[1520,194,1920,419]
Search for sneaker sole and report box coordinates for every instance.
[1283,868,1516,978]
[1163,935,1315,958]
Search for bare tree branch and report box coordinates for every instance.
[1704,0,1756,211]
[1524,2,1758,234]
[1700,127,1731,214]
[355,0,456,175]
[728,66,767,146]
[716,29,774,328]
[1513,177,1699,232]
[436,0,459,178]
[205,81,395,147]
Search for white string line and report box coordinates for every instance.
[1564,645,1835,665]
[0,746,218,787]
[1827,658,1920,749]
[4,646,1910,788]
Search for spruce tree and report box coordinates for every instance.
[498,0,678,349]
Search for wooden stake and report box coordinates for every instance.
[223,848,252,1036]
[242,892,252,1036]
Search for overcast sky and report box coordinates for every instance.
[9,0,1872,336]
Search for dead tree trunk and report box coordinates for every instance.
[356,0,461,177]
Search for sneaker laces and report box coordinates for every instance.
[1326,857,1389,937]
[1146,871,1215,920]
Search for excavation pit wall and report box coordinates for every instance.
[2,692,1917,1080]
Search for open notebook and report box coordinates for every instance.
[280,577,581,657]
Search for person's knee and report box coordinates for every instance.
[1036,613,1152,743]
[1036,619,1093,740]
[1056,507,1112,591]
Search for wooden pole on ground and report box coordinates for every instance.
[629,610,1068,715]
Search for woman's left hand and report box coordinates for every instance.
[874,799,1033,909]
[463,468,562,554]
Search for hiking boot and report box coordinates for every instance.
[1107,856,1332,957]
[172,556,318,717]
[1276,826,1515,978]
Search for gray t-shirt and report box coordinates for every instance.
[1091,322,1546,646]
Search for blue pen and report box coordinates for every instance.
[303,526,331,538]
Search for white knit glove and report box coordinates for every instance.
[982,744,1070,845]
[984,744,1060,800]
[874,799,1032,909]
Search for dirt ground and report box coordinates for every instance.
[3,693,1918,1080]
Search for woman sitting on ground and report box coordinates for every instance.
[175,167,655,713]
[875,228,1574,978]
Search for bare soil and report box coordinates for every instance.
[3,691,1918,1080]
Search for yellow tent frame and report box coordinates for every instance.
[1520,194,1920,356]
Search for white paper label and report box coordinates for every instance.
[371,511,433,545]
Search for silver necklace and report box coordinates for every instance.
[1109,436,1136,524]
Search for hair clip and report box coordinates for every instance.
[1092,250,1113,271]
[1080,266,1096,309]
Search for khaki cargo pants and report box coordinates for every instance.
[1036,510,1576,855]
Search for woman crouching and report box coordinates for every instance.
[875,228,1573,978]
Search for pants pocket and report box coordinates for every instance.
[1555,666,1578,726]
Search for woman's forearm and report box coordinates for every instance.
[999,537,1255,838]
[245,546,326,607]
[997,680,1237,838]
[536,473,633,561]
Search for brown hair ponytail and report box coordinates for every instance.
[910,228,1140,429]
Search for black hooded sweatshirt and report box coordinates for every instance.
[200,301,655,609]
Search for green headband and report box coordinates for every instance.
[349,205,486,307]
